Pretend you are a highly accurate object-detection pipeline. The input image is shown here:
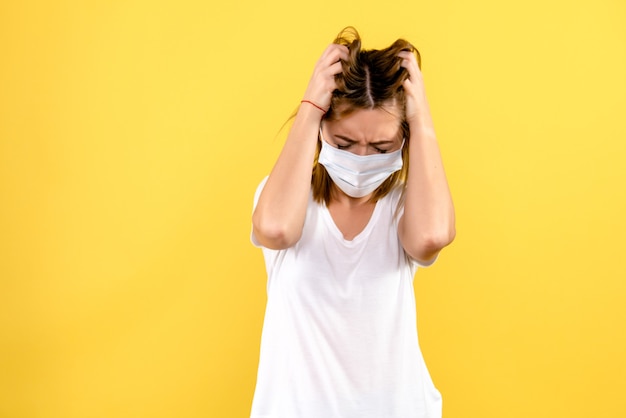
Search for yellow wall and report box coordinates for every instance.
[1,0,625,417]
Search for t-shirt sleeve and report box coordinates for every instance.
[250,176,269,248]
[412,252,439,268]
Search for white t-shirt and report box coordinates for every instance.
[250,177,442,418]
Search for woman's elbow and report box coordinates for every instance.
[422,229,455,256]
[443,224,456,247]
[404,225,456,262]
[252,212,301,250]
[437,223,456,250]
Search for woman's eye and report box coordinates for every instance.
[375,147,388,154]
[337,144,351,150]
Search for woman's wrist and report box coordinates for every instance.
[296,100,326,124]
[300,99,327,113]
[407,120,437,146]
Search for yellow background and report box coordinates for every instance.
[1,0,625,417]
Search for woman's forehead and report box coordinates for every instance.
[325,108,402,139]
[330,99,403,118]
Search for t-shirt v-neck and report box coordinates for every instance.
[320,200,382,245]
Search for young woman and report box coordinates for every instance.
[250,27,455,418]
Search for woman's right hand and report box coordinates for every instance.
[252,45,349,250]
[301,44,349,112]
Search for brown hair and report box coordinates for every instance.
[311,27,421,205]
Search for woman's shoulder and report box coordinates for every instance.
[382,184,405,205]
[252,176,270,209]
[379,184,405,222]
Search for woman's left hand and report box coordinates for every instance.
[396,50,455,264]
[398,50,433,130]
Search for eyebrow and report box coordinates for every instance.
[335,135,396,145]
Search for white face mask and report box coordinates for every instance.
[318,127,404,198]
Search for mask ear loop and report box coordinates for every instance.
[315,124,325,165]
[319,123,328,145]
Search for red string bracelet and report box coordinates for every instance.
[301,100,327,113]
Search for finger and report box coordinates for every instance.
[398,53,416,68]
[325,45,349,65]
[399,59,415,78]
[328,60,343,76]
[336,44,349,59]
[321,44,348,62]
[398,51,421,70]
[397,50,419,63]
[399,56,422,80]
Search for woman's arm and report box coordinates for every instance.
[397,51,456,264]
[252,44,348,250]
